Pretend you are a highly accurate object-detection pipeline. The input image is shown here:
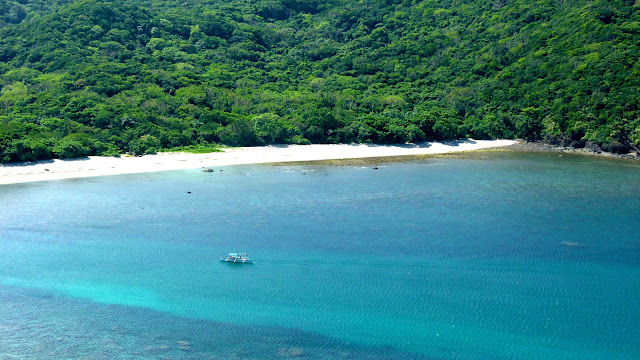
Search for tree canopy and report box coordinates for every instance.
[1,0,639,162]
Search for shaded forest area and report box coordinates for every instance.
[1,0,639,162]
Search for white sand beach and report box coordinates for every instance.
[0,139,517,185]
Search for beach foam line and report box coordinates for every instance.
[0,139,517,185]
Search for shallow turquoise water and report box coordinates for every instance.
[1,152,639,359]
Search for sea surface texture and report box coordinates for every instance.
[1,152,639,359]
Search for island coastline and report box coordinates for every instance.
[1,139,519,185]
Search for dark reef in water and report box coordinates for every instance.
[0,285,428,360]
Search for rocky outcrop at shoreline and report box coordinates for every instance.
[506,140,640,160]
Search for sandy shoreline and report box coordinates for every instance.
[0,139,516,185]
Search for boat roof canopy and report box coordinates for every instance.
[228,253,248,257]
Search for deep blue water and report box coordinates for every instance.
[1,152,639,359]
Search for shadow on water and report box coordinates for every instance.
[0,285,430,360]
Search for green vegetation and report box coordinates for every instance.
[1,0,639,163]
[159,144,222,154]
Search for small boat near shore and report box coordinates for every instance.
[221,253,253,264]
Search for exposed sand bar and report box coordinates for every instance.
[0,139,517,185]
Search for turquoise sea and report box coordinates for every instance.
[1,151,639,359]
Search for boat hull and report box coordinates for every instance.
[220,258,253,264]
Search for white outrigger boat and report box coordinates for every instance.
[221,253,253,264]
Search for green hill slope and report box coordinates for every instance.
[1,0,639,162]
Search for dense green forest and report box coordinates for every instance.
[1,0,639,162]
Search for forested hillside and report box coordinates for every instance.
[1,0,639,162]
